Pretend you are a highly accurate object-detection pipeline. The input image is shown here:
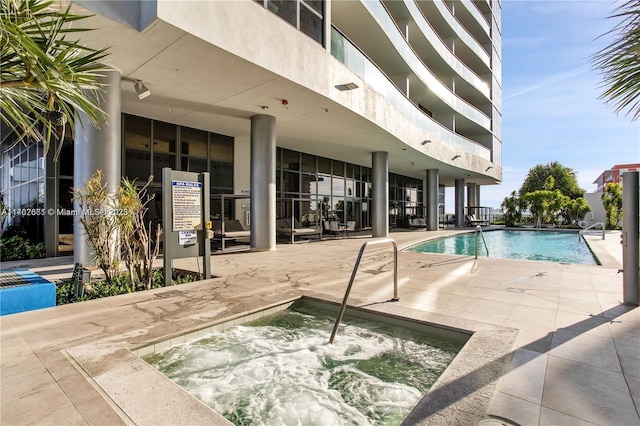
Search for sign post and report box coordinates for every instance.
[162,168,211,287]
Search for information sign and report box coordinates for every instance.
[171,181,202,231]
[178,230,197,245]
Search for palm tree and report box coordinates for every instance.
[0,0,109,158]
[593,0,640,121]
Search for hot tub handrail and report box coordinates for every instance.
[475,225,489,258]
[329,238,398,344]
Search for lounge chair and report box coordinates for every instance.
[277,218,321,243]
[465,214,489,227]
[345,220,356,237]
[409,217,427,230]
[213,219,250,251]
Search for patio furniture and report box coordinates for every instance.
[465,214,489,227]
[277,218,321,243]
[213,219,250,251]
[345,220,356,237]
[409,217,427,230]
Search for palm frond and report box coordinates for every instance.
[0,0,110,154]
[593,0,640,121]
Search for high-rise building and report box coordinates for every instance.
[0,0,502,259]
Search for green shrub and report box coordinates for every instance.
[0,235,44,261]
[56,269,199,305]
[0,235,28,260]
[26,242,45,259]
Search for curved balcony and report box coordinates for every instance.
[430,0,491,65]
[331,27,491,161]
[402,0,490,101]
[459,0,491,34]
[362,0,491,130]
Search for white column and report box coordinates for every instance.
[250,114,276,251]
[426,169,439,231]
[73,68,121,265]
[455,179,465,227]
[372,152,389,238]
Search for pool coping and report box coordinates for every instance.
[64,291,518,425]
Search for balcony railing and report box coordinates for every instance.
[331,27,491,161]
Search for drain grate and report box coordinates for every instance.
[503,287,525,293]
[0,272,32,289]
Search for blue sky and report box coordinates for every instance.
[447,1,640,211]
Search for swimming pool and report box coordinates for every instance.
[409,229,599,265]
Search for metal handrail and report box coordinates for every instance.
[329,238,399,344]
[579,222,605,240]
[475,225,489,258]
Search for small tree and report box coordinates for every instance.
[560,196,592,226]
[501,191,524,227]
[522,190,556,227]
[72,170,120,284]
[118,176,161,291]
[602,182,623,229]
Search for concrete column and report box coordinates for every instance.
[250,115,276,251]
[476,185,481,207]
[467,183,477,210]
[455,178,465,227]
[372,151,389,238]
[622,171,639,305]
[73,68,121,266]
[426,169,439,231]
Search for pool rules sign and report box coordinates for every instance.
[162,168,211,286]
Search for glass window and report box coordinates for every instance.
[153,153,174,180]
[282,149,300,171]
[124,115,152,180]
[210,133,233,163]
[332,176,344,196]
[153,122,177,154]
[126,150,151,181]
[182,157,208,173]
[345,178,355,197]
[283,171,300,193]
[181,127,208,173]
[301,173,315,194]
[210,161,233,191]
[153,121,176,177]
[317,173,331,195]
[268,0,296,26]
[181,127,207,158]
[301,153,316,173]
[318,157,331,175]
[300,4,323,44]
[332,160,345,177]
[124,115,151,150]
[302,0,323,15]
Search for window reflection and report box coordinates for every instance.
[258,0,324,46]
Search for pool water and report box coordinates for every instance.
[144,306,462,425]
[409,230,598,265]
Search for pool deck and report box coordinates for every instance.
[1,228,638,425]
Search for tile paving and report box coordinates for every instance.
[0,229,638,425]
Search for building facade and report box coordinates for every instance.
[593,163,640,193]
[0,0,502,260]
